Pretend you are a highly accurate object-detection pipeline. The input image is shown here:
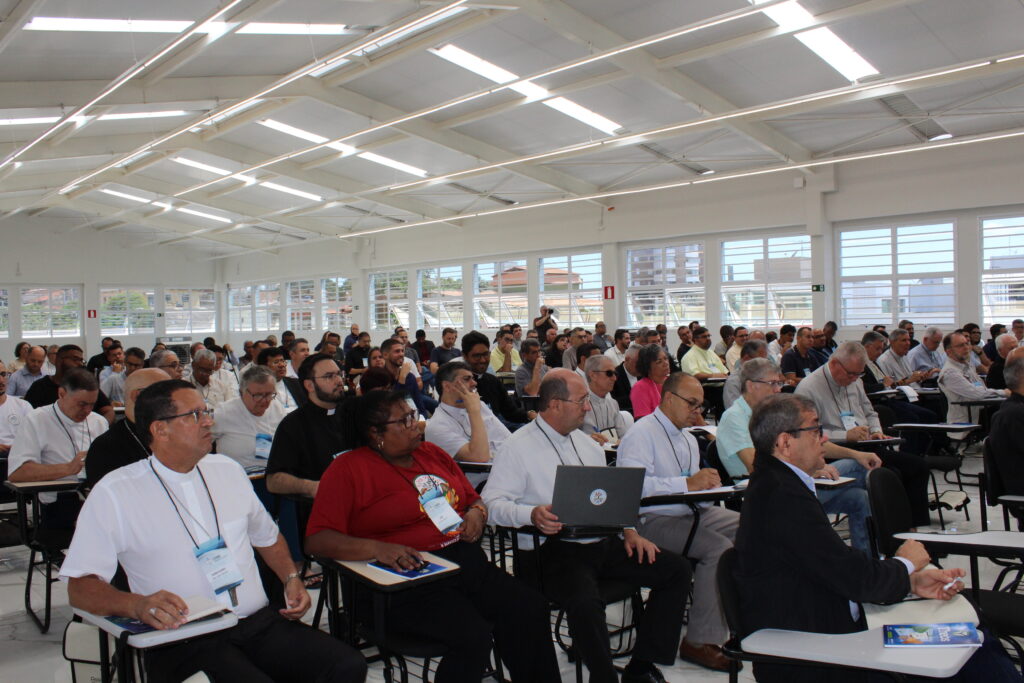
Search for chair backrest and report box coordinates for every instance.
[716,547,743,638]
[982,437,1007,505]
[866,467,913,557]
[704,440,735,486]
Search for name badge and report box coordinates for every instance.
[194,536,244,605]
[419,487,463,536]
[839,411,859,431]
[680,468,692,478]
[254,433,272,459]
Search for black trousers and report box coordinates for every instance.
[145,606,367,683]
[879,449,933,527]
[520,536,692,683]
[379,541,560,683]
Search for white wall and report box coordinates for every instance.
[0,216,216,360]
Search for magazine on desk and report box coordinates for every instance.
[883,622,981,648]
[367,560,451,580]
[105,595,231,635]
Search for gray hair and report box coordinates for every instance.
[740,339,768,359]
[624,344,641,360]
[997,333,1018,353]
[860,331,886,346]
[239,365,276,393]
[1005,352,1024,392]
[924,326,942,340]
[149,349,179,369]
[192,349,216,365]
[538,373,570,411]
[889,329,909,343]
[831,341,868,365]
[584,354,612,374]
[739,357,781,395]
[749,394,819,461]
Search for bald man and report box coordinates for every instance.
[84,368,170,489]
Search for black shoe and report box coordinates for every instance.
[621,665,666,683]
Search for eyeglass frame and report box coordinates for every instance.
[666,389,703,411]
[749,379,786,389]
[155,408,215,424]
[554,395,591,408]
[786,424,824,438]
[382,410,418,429]
[245,389,278,402]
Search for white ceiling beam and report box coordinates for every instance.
[296,77,605,202]
[0,0,43,57]
[199,98,295,141]
[0,76,276,110]
[514,0,814,167]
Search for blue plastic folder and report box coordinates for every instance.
[883,622,981,647]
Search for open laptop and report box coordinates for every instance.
[551,465,645,532]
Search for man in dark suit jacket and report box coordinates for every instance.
[461,331,534,429]
[611,346,640,414]
[733,394,1008,683]
[989,349,1024,497]
[986,333,1017,391]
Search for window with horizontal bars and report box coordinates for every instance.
[418,265,463,329]
[539,252,603,328]
[321,277,353,332]
[473,259,527,329]
[21,287,81,338]
[254,283,281,332]
[99,288,155,335]
[838,223,955,327]
[165,288,216,333]
[285,280,315,331]
[625,244,704,328]
[721,235,812,329]
[228,285,253,332]
[981,215,1024,325]
[370,271,409,330]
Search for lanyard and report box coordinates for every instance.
[149,460,220,549]
[824,368,851,414]
[535,420,583,466]
[655,416,693,475]
[52,404,90,456]
[125,421,151,457]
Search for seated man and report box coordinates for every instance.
[148,349,184,380]
[426,361,510,464]
[580,354,633,444]
[25,344,115,423]
[796,342,932,528]
[989,348,1024,501]
[984,323,1007,362]
[8,344,46,398]
[722,339,767,410]
[617,372,738,672]
[876,328,935,389]
[861,332,946,440]
[85,368,170,490]
[9,369,109,528]
[680,326,728,380]
[462,331,534,429]
[483,369,691,683]
[284,338,310,379]
[985,332,1018,391]
[187,349,234,409]
[514,339,549,397]
[717,359,878,554]
[381,338,430,417]
[938,331,1009,426]
[429,327,462,375]
[574,343,602,383]
[258,347,304,413]
[266,354,351,499]
[735,394,1019,683]
[767,324,795,364]
[723,326,748,371]
[97,343,125,383]
[490,329,522,373]
[611,344,641,414]
[605,328,631,366]
[674,326,692,364]
[101,347,146,405]
[779,326,821,384]
[344,332,372,390]
[60,379,366,683]
[0,360,33,456]
[213,366,287,472]
[963,322,993,372]
[907,326,947,375]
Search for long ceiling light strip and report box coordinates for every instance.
[53,0,471,195]
[0,1,248,172]
[171,0,798,198]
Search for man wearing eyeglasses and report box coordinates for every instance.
[62,379,367,683]
[581,354,632,444]
[722,339,768,410]
[718,359,877,554]
[680,326,728,380]
[149,348,184,380]
[617,372,738,672]
[24,344,116,424]
[461,331,534,430]
[796,342,932,528]
[0,360,32,456]
[265,354,351,500]
[212,366,287,472]
[101,347,146,405]
[484,369,691,683]
[723,326,749,371]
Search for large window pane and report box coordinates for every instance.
[166,288,216,333]
[539,252,602,327]
[321,277,353,331]
[473,260,528,328]
[982,216,1024,324]
[369,271,409,329]
[228,286,253,332]
[254,283,280,331]
[418,265,463,329]
[626,244,704,327]
[99,288,155,335]
[21,287,81,338]
[720,236,812,329]
[285,280,315,331]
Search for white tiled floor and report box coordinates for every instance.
[0,451,1014,682]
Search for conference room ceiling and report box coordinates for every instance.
[0,0,1022,259]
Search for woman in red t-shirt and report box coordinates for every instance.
[306,391,559,683]
[631,344,671,418]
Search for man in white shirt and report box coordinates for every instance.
[767,324,795,364]
[258,347,301,413]
[101,347,145,405]
[60,379,366,683]
[149,349,184,380]
[723,326,748,371]
[603,329,631,366]
[8,345,46,397]
[43,344,59,376]
[9,368,109,528]
[210,344,240,395]
[939,331,1009,426]
[907,326,947,374]
[0,360,32,454]
[483,369,691,683]
[285,338,310,379]
[877,328,932,387]
[581,355,632,444]
[681,327,729,380]
[97,344,125,383]
[188,349,233,409]
[617,372,738,672]
[213,366,287,471]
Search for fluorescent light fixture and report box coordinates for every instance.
[257,119,422,174]
[100,110,187,121]
[25,17,352,35]
[177,207,232,223]
[795,27,878,81]
[237,23,349,35]
[0,110,188,126]
[259,181,323,202]
[152,201,173,210]
[355,152,428,178]
[99,188,151,203]
[753,0,814,31]
[171,156,232,176]
[0,116,60,126]
[430,44,622,134]
[929,133,953,141]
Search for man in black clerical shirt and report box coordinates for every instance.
[265,354,351,498]
[26,344,115,424]
[84,368,170,489]
[461,331,535,431]
[85,337,115,375]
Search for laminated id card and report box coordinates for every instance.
[419,487,463,536]
[194,536,244,604]
[254,433,272,460]
[839,411,859,431]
